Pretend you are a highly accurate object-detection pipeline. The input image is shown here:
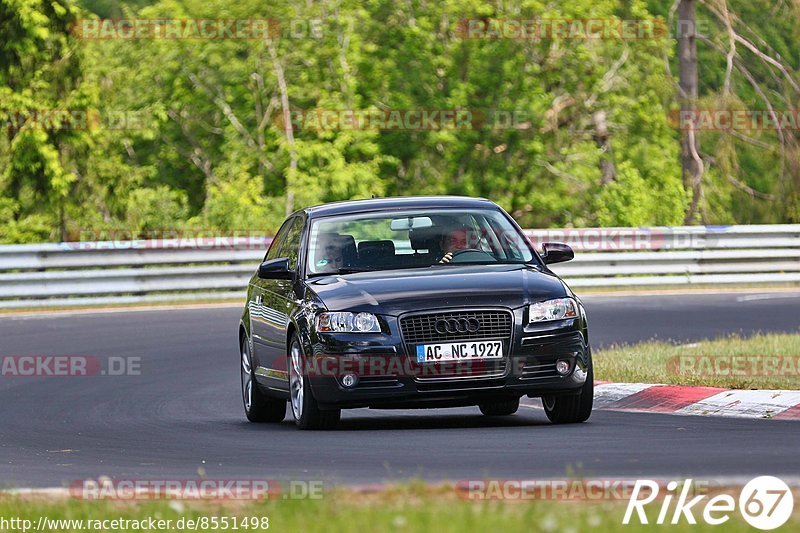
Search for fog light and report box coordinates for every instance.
[556,359,571,375]
[341,373,359,388]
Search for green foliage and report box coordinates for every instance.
[595,161,685,227]
[0,0,797,243]
[0,196,53,241]
[125,186,188,232]
[197,173,283,232]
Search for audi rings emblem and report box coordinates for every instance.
[435,317,481,335]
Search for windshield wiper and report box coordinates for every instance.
[307,267,377,277]
[431,260,535,267]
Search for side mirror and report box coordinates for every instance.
[541,242,574,265]
[258,258,294,280]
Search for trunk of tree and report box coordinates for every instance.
[678,0,704,223]
[59,200,67,242]
[269,43,297,217]
[593,110,616,185]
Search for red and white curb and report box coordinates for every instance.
[526,382,800,420]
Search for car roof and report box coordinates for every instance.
[299,196,497,219]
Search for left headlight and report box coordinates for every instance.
[317,312,381,333]
[529,298,578,323]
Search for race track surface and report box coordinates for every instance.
[1,291,798,488]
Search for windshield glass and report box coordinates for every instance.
[306,208,535,275]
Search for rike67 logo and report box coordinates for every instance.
[624,476,794,530]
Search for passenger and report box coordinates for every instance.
[315,235,345,273]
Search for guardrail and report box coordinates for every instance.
[523,225,800,288]
[0,225,798,308]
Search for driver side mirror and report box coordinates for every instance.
[541,242,574,265]
[258,257,294,280]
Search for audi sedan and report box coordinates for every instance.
[239,196,592,429]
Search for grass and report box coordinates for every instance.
[594,332,800,389]
[2,483,798,532]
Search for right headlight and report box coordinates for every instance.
[529,298,577,323]
[317,312,381,333]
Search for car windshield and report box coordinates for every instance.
[306,208,535,276]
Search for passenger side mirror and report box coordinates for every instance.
[258,257,294,280]
[541,242,574,265]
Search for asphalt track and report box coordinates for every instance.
[0,291,798,488]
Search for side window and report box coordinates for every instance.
[279,217,305,270]
[265,218,294,261]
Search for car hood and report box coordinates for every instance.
[306,264,568,315]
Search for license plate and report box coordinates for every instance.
[416,340,503,363]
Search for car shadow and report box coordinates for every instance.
[225,406,564,432]
[333,412,551,431]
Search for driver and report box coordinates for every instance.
[315,234,345,273]
[438,227,471,263]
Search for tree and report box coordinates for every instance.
[0,0,84,241]
[677,0,704,223]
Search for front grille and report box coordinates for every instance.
[400,310,513,345]
[400,309,513,382]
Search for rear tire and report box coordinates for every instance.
[542,353,593,424]
[289,335,341,430]
[241,335,286,423]
[479,397,520,416]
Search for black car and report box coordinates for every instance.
[239,196,592,429]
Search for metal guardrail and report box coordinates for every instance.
[0,225,798,308]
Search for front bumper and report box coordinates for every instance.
[308,308,590,409]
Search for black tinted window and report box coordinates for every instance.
[306,208,533,274]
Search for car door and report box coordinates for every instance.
[252,216,306,391]
[260,215,306,391]
[249,217,294,381]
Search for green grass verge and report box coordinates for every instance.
[594,332,800,389]
[2,485,798,532]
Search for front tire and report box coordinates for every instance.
[241,335,286,423]
[479,397,520,416]
[289,335,341,430]
[542,354,593,424]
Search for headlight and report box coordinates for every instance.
[317,312,381,333]
[529,298,577,323]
